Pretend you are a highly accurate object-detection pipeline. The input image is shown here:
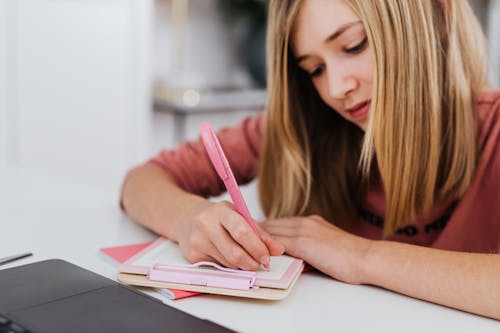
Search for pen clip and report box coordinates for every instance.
[153,261,256,276]
[149,261,257,290]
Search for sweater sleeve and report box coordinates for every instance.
[349,90,500,253]
[137,112,264,198]
[432,90,500,253]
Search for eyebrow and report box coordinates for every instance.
[295,20,363,63]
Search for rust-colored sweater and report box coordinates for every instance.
[130,90,500,253]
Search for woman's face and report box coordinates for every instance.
[292,0,373,131]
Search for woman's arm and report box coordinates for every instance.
[262,215,500,320]
[121,164,209,241]
[121,164,283,270]
[363,240,500,320]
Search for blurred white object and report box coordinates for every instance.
[153,0,263,112]
[155,0,248,90]
[0,0,153,192]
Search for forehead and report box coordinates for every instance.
[292,0,361,54]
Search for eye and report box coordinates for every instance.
[345,37,368,54]
[308,65,324,78]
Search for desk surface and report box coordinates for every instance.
[1,167,498,332]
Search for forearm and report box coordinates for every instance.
[121,164,209,241]
[362,241,500,319]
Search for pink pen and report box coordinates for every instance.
[200,122,269,268]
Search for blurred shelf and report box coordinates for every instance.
[154,84,267,114]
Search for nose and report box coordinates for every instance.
[327,64,358,100]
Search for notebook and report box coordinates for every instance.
[118,237,304,300]
[100,241,200,300]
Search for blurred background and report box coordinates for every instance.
[0,0,499,201]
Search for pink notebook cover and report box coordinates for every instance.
[100,241,200,300]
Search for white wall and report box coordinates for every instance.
[1,0,153,193]
[0,0,10,164]
[153,0,250,90]
[489,0,500,88]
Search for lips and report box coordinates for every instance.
[346,100,370,120]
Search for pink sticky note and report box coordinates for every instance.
[101,241,153,264]
[100,241,200,300]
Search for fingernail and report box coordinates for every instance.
[260,255,269,268]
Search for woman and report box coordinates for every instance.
[121,0,500,319]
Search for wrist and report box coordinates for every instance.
[353,237,379,285]
[170,195,212,242]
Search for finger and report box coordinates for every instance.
[269,234,304,259]
[204,242,236,269]
[209,223,261,270]
[260,217,292,228]
[257,226,285,256]
[261,223,301,237]
[221,214,271,267]
[182,234,246,270]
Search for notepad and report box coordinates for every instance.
[100,241,200,300]
[118,237,304,300]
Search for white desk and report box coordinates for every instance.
[1,167,498,332]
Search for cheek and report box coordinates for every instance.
[312,78,328,102]
[359,51,374,84]
[310,52,374,111]
[339,53,373,88]
[312,78,344,112]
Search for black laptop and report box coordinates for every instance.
[0,259,235,333]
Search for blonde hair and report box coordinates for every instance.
[258,0,488,234]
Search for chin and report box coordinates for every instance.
[354,120,367,132]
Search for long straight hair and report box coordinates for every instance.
[258,0,488,234]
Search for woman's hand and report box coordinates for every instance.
[176,200,284,271]
[261,215,372,284]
